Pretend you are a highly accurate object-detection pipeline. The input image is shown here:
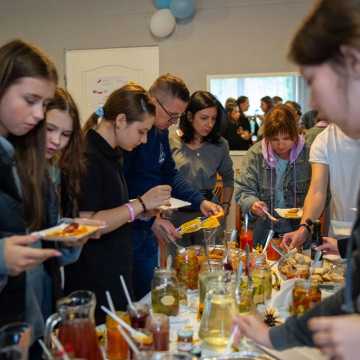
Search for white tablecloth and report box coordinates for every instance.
[139,289,327,359]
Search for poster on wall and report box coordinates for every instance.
[85,67,134,110]
[65,47,159,122]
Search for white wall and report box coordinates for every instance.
[0,0,314,92]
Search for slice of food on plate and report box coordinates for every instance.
[275,207,303,219]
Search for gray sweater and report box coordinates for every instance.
[169,133,234,193]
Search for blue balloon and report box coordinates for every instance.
[154,0,171,9]
[170,0,195,19]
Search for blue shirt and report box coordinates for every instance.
[124,127,205,217]
[274,156,289,208]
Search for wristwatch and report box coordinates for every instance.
[298,218,313,234]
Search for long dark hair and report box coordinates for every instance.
[289,0,359,67]
[0,39,58,230]
[83,83,155,134]
[46,88,85,215]
[179,91,225,144]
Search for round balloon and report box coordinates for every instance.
[170,0,195,19]
[154,0,171,9]
[150,9,176,38]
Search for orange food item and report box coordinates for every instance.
[47,223,93,238]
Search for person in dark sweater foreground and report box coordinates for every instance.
[233,1,360,359]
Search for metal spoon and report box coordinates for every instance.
[157,225,186,254]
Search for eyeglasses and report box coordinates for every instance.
[155,97,184,123]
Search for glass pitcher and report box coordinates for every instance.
[44,290,103,360]
[198,279,237,352]
[0,322,31,360]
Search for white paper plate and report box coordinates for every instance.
[35,218,103,241]
[158,197,191,211]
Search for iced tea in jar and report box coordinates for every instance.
[308,281,322,309]
[175,247,199,290]
[106,311,130,360]
[292,280,310,315]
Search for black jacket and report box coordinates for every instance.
[0,138,61,327]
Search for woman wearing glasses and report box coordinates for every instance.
[169,91,234,246]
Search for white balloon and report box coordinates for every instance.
[150,9,176,38]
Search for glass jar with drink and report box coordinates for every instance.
[198,260,228,319]
[252,255,272,304]
[198,279,237,352]
[175,247,199,290]
[127,303,150,330]
[106,311,130,360]
[44,290,103,360]
[151,268,179,316]
[235,275,254,315]
[292,279,311,315]
[146,313,169,351]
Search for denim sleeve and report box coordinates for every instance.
[58,245,82,267]
[235,147,261,214]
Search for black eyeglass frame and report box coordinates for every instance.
[155,97,184,123]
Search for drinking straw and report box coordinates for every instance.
[224,325,238,354]
[101,306,147,339]
[38,339,54,360]
[106,290,116,313]
[244,213,249,232]
[166,254,172,270]
[116,325,140,356]
[104,293,140,355]
[120,275,138,315]
[51,334,70,360]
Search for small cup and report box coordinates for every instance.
[146,314,169,351]
[106,311,130,360]
[127,303,150,329]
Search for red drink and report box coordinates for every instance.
[146,314,169,351]
[240,230,253,251]
[266,238,281,261]
[128,303,150,329]
[58,319,103,360]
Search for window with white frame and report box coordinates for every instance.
[207,73,310,115]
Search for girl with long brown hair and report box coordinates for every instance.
[0,39,84,358]
[45,87,86,217]
[64,83,171,323]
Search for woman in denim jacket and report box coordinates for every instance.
[236,105,311,246]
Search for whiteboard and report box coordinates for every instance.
[65,46,159,122]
